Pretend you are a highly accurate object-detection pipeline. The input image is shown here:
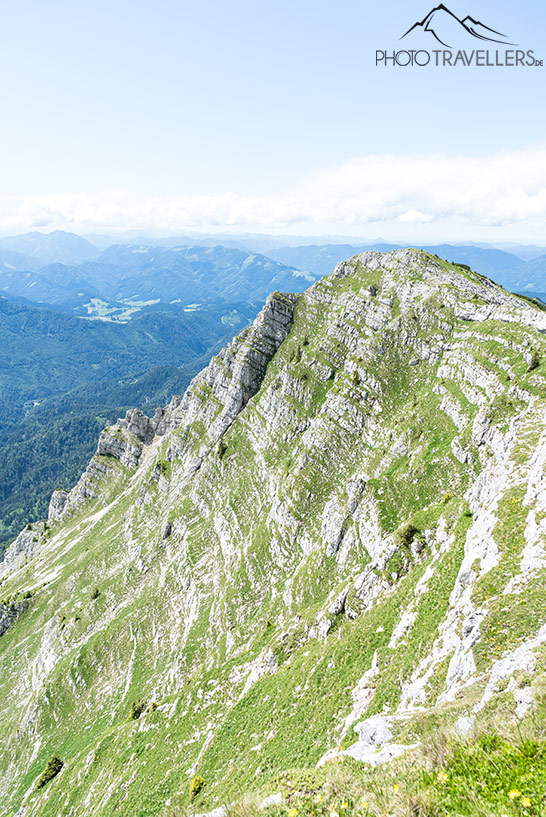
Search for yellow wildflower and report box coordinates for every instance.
[288,809,298,817]
[508,789,521,800]
[393,784,399,792]
[521,797,531,808]
[313,795,323,804]
[436,770,449,783]
[341,803,348,810]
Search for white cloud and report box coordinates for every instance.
[1,146,546,241]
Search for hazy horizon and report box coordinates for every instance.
[1,227,546,255]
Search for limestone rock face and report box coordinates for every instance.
[0,527,39,578]
[0,600,28,637]
[94,408,159,469]
[153,291,298,474]
[96,427,144,469]
[48,489,69,521]
[2,250,546,815]
[118,408,157,445]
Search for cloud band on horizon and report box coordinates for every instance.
[1,146,545,241]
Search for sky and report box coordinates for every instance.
[0,0,545,242]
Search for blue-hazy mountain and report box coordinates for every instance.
[0,244,318,313]
[501,244,546,261]
[0,232,539,308]
[93,244,318,302]
[509,254,546,293]
[0,264,104,308]
[268,243,526,283]
[0,246,41,273]
[0,230,99,266]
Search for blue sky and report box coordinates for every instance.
[0,0,545,241]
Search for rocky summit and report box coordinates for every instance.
[1,249,546,817]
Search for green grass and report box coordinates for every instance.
[2,250,546,817]
[167,726,546,817]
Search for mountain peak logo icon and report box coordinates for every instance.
[401,4,516,48]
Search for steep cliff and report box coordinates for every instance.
[1,250,545,817]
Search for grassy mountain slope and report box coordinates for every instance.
[1,250,546,817]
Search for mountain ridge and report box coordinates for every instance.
[1,249,546,816]
[0,243,316,316]
[0,230,99,267]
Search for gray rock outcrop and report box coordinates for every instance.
[48,490,69,522]
[0,600,29,637]
[0,528,39,579]
[96,427,144,469]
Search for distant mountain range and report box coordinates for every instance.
[268,242,545,294]
[0,230,543,310]
[0,230,98,266]
[93,243,318,302]
[0,246,41,273]
[0,239,318,317]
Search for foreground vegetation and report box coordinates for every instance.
[168,712,546,817]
